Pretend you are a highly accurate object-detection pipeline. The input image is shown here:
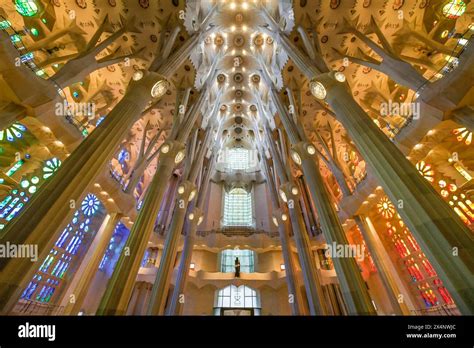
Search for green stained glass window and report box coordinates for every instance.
[15,0,40,17]
[0,20,12,29]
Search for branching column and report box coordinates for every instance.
[266,87,376,315]
[97,89,210,315]
[265,129,327,315]
[148,126,215,315]
[280,31,474,313]
[315,72,474,314]
[259,145,306,315]
[0,32,202,313]
[165,144,219,315]
[0,70,171,313]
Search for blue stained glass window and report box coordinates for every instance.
[118,149,129,163]
[20,194,105,303]
[99,222,130,273]
[81,194,100,216]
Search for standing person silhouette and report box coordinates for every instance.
[234,257,240,278]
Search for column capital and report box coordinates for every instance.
[279,182,301,202]
[272,208,289,227]
[187,207,204,227]
[290,141,317,165]
[159,140,186,166]
[309,71,348,101]
[176,180,197,203]
[126,70,172,100]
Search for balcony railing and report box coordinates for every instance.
[197,228,279,238]
[410,304,460,316]
[12,299,64,315]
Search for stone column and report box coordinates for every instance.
[165,207,202,315]
[155,175,179,234]
[309,72,474,314]
[0,71,170,314]
[96,143,185,315]
[261,157,306,315]
[281,30,474,312]
[450,106,474,132]
[295,148,376,315]
[0,101,27,130]
[63,212,123,315]
[264,132,327,315]
[266,89,376,315]
[147,180,197,315]
[353,215,409,315]
[279,183,328,315]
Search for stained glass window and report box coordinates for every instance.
[21,194,105,303]
[0,123,27,142]
[442,0,467,19]
[81,194,100,216]
[43,158,61,179]
[223,188,253,227]
[220,249,255,273]
[0,158,61,230]
[99,222,129,274]
[15,0,40,17]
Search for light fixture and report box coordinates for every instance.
[188,189,197,202]
[174,150,185,164]
[190,262,195,270]
[279,189,288,203]
[334,72,346,82]
[132,70,144,81]
[151,80,168,98]
[197,216,204,226]
[272,216,279,227]
[306,144,316,155]
[309,80,327,100]
[281,213,288,221]
[291,186,299,195]
[178,185,185,194]
[291,150,302,165]
[188,213,195,220]
[280,264,286,271]
[161,144,170,154]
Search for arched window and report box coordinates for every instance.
[15,0,40,17]
[214,285,261,315]
[220,249,255,273]
[223,188,253,227]
[21,194,105,304]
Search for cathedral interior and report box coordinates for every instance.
[0,0,472,317]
